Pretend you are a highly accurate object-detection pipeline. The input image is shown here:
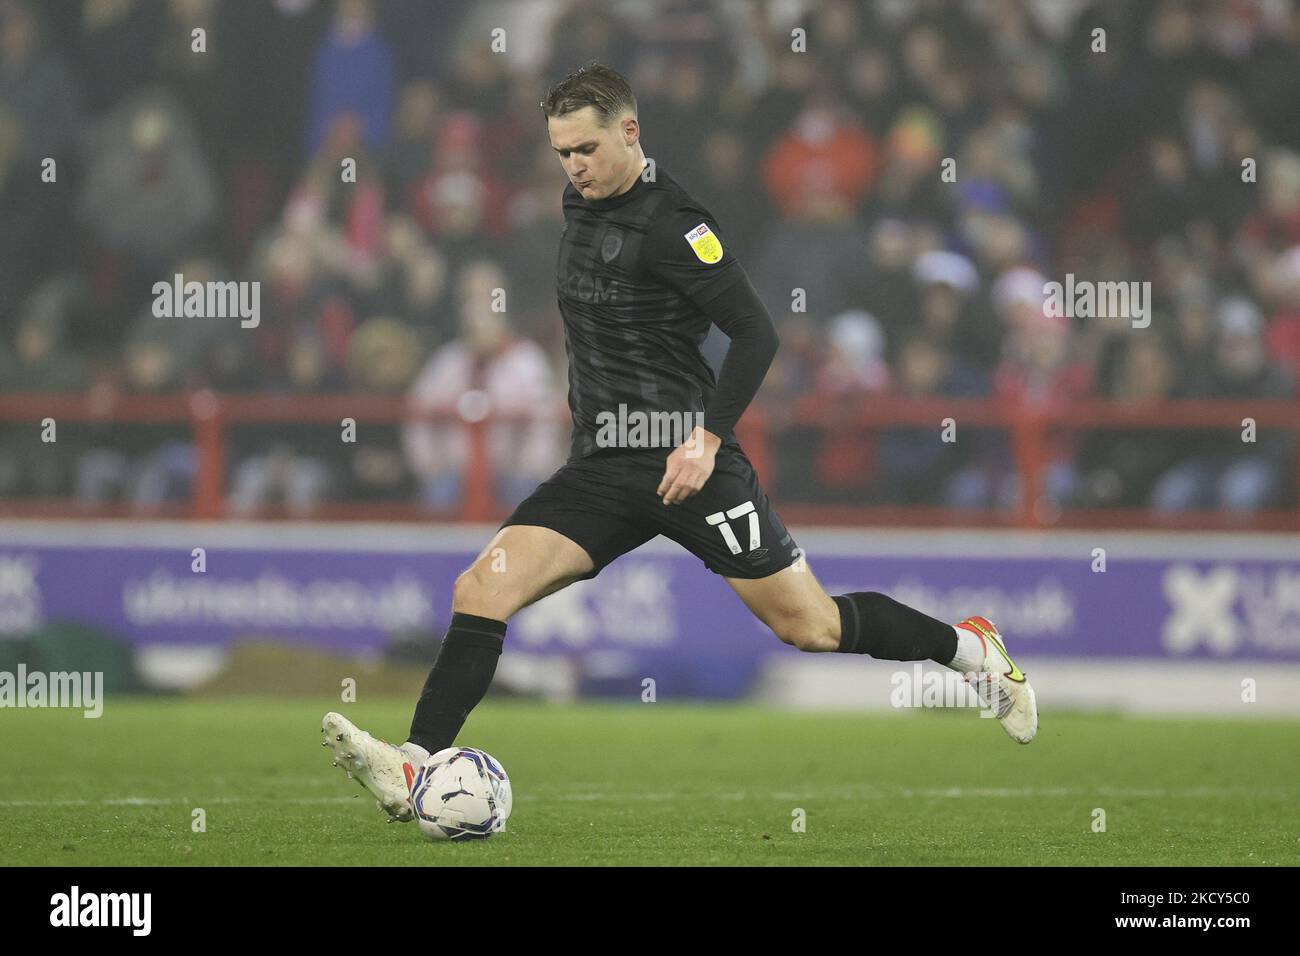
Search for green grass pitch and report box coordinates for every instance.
[4,698,1298,866]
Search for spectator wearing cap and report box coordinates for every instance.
[870,104,945,221]
[947,302,1093,512]
[808,311,890,501]
[915,249,1001,371]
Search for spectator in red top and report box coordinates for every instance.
[1235,149,1300,260]
[409,110,511,257]
[810,311,889,501]
[995,310,1094,410]
[403,261,560,512]
[760,99,877,221]
[285,110,386,272]
[947,309,1094,513]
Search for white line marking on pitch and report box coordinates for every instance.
[0,796,363,807]
[0,785,1290,808]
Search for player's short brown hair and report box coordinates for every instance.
[540,63,637,126]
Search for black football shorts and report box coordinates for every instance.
[500,444,800,579]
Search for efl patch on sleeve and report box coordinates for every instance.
[683,222,723,264]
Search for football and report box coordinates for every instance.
[410,747,512,841]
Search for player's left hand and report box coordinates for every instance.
[657,426,722,505]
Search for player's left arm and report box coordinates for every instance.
[648,211,779,505]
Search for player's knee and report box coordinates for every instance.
[450,568,480,609]
[771,616,836,653]
[452,564,508,616]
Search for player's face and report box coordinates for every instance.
[547,107,637,200]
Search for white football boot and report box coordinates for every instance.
[956,616,1038,744]
[321,711,416,822]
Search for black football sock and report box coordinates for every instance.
[832,592,958,664]
[407,612,505,753]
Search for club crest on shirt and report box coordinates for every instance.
[683,222,723,264]
[601,229,624,263]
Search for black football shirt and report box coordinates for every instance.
[555,164,748,460]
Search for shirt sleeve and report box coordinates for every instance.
[643,204,746,307]
[698,273,779,440]
[644,203,776,440]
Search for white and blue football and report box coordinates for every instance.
[410,747,512,841]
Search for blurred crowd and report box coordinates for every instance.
[1,0,1297,516]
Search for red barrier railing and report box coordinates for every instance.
[1,391,1297,531]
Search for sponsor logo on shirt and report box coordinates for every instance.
[560,271,621,303]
